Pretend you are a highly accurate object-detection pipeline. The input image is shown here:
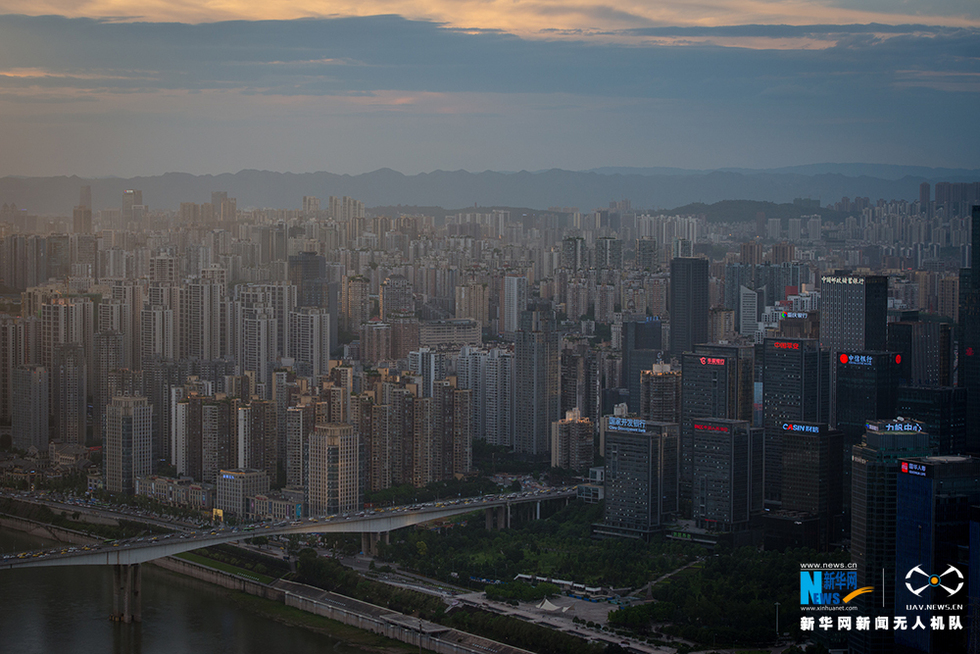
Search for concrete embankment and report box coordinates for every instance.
[157,555,534,654]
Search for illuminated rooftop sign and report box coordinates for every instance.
[772,342,800,350]
[700,357,725,366]
[783,423,819,433]
[607,417,647,434]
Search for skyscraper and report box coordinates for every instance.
[680,344,754,511]
[894,455,979,654]
[308,423,361,516]
[12,365,48,451]
[691,418,763,533]
[514,305,559,456]
[849,418,931,654]
[958,205,980,451]
[669,257,709,355]
[105,395,152,494]
[501,275,527,334]
[622,317,662,412]
[596,416,678,540]
[762,337,830,506]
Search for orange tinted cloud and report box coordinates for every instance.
[3,1,978,38]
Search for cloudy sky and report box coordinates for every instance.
[0,1,978,177]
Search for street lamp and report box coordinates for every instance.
[774,601,780,637]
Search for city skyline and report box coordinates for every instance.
[0,3,978,177]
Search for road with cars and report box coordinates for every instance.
[0,487,576,568]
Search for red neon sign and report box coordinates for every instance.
[839,354,849,364]
[694,423,728,432]
[773,341,800,350]
[699,357,725,366]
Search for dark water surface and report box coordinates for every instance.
[0,528,366,654]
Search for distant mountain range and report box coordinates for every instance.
[1,165,977,216]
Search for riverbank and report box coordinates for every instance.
[0,508,533,654]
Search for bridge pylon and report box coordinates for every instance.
[111,563,141,623]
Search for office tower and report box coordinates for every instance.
[121,189,142,222]
[820,272,888,353]
[834,351,900,446]
[72,206,92,235]
[680,344,754,511]
[457,345,514,447]
[640,363,681,422]
[596,417,678,540]
[887,319,953,386]
[767,421,843,551]
[515,305,559,456]
[455,281,490,327]
[79,185,91,210]
[958,205,980,451]
[380,274,413,320]
[288,251,327,308]
[762,338,830,506]
[287,307,330,379]
[501,275,527,334]
[594,237,623,270]
[342,275,371,332]
[669,257,709,355]
[691,418,763,532]
[12,366,48,451]
[849,418,931,654]
[622,317,663,412]
[550,409,594,471]
[308,422,361,516]
[636,237,658,271]
[919,181,930,210]
[820,271,887,424]
[894,455,979,654]
[215,469,270,517]
[52,344,87,445]
[896,386,966,455]
[104,395,152,494]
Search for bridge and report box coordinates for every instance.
[1,488,575,622]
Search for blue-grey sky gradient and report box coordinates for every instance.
[0,13,977,177]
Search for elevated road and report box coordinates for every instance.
[1,488,575,569]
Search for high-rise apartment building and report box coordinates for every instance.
[550,408,594,471]
[639,363,681,423]
[501,275,527,334]
[12,365,48,451]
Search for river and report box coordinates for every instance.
[0,528,375,654]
